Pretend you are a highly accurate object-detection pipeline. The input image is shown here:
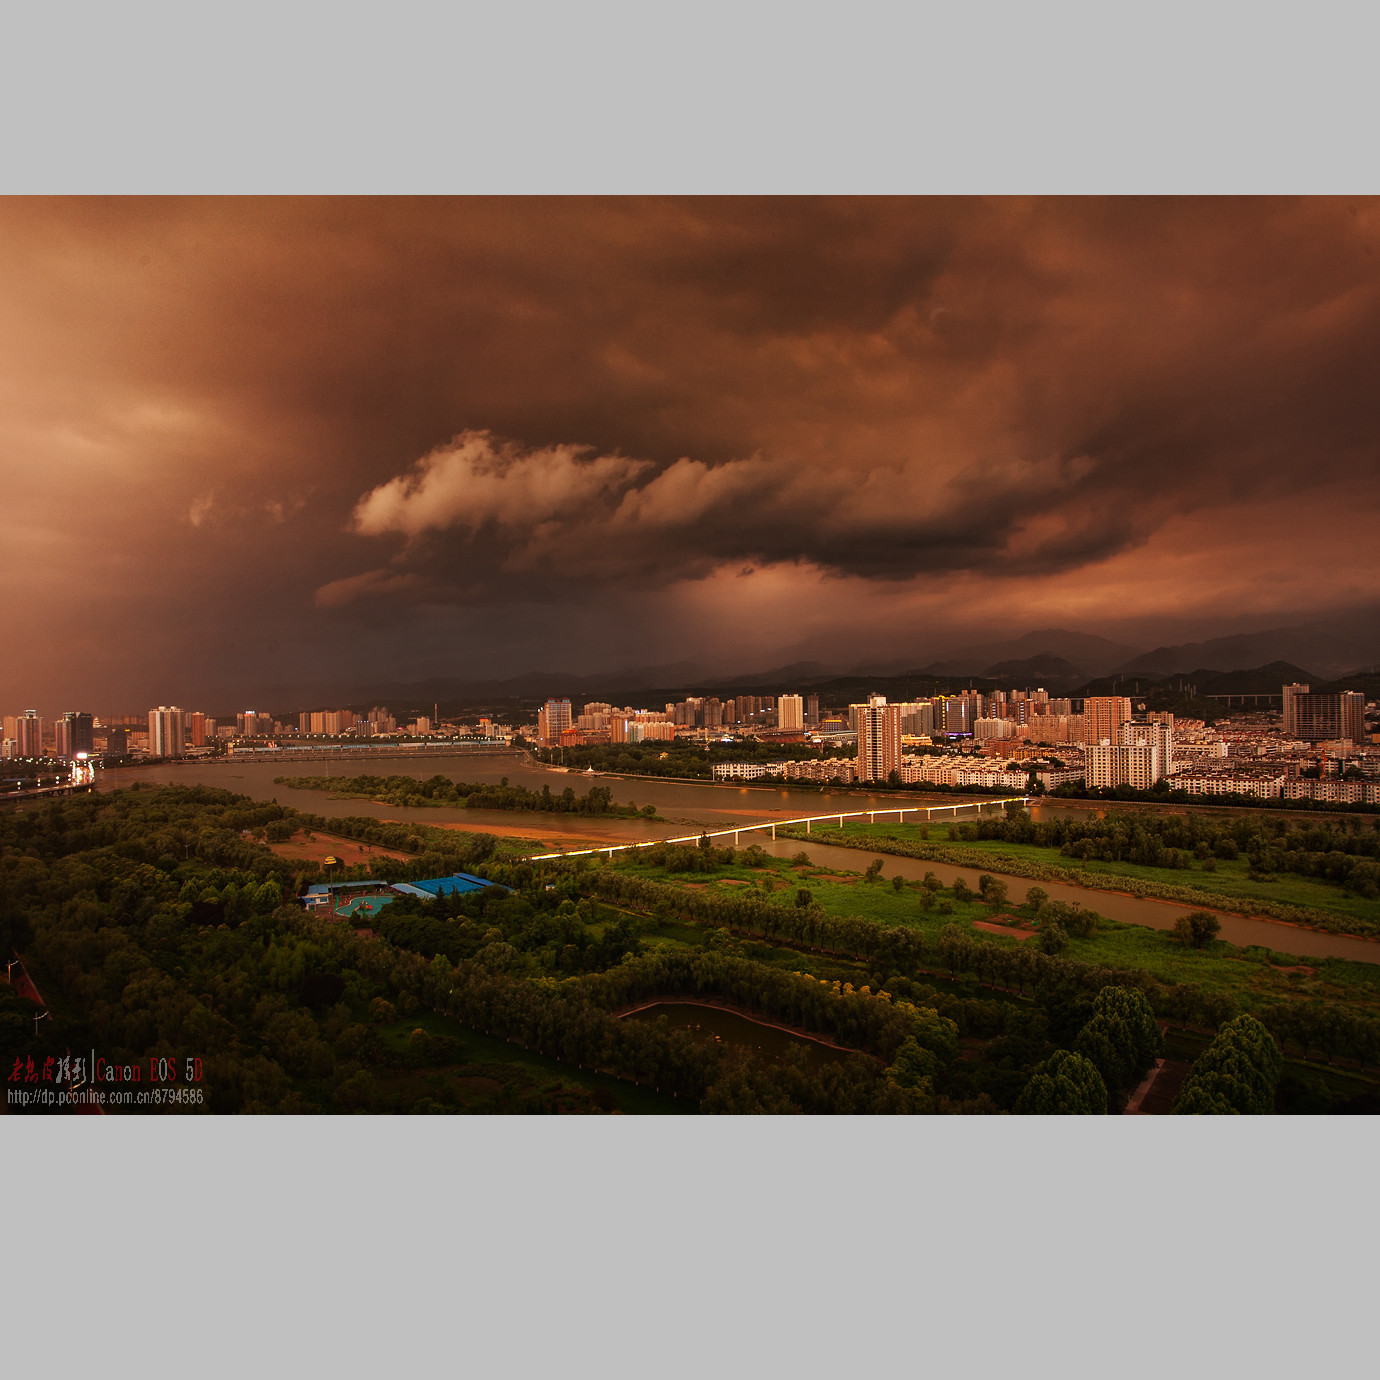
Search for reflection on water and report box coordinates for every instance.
[624,1001,855,1066]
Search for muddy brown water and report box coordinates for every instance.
[97,750,1380,965]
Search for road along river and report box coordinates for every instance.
[97,751,1380,965]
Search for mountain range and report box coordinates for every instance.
[225,610,1380,715]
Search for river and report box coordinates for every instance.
[98,749,1032,844]
[96,750,1380,966]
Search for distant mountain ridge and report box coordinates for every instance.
[921,628,1138,681]
[1113,610,1380,681]
[224,610,1380,715]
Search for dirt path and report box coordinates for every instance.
[266,830,412,867]
[1127,1059,1192,1114]
[972,919,1038,941]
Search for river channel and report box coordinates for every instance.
[98,750,1380,966]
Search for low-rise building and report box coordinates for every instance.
[1165,768,1286,799]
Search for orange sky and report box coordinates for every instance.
[1,197,1377,711]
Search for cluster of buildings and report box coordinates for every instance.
[2,700,516,765]
[5,678,1375,805]
[536,693,823,745]
[695,683,1379,799]
[2,710,95,762]
[1155,686,1378,800]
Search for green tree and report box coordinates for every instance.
[1014,1050,1107,1114]
[1172,910,1222,949]
[864,858,885,883]
[886,1035,938,1086]
[1073,986,1163,1093]
[1174,1014,1282,1115]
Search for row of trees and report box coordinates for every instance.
[436,959,935,1112]
[277,773,653,818]
[951,806,1380,895]
[581,864,1245,1024]
[570,949,958,1066]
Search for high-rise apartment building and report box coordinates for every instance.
[148,706,185,759]
[1086,743,1160,791]
[1291,690,1366,744]
[1281,683,1309,738]
[536,699,572,746]
[1028,714,1085,744]
[55,711,94,759]
[942,697,973,736]
[1083,696,1132,745]
[856,695,902,782]
[184,712,208,747]
[974,717,1016,741]
[776,694,804,731]
[1120,720,1172,778]
[806,694,820,726]
[15,710,43,758]
[898,701,933,736]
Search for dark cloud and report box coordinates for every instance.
[1,196,1378,710]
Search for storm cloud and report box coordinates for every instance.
[1,196,1378,710]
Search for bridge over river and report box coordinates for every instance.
[524,796,1031,861]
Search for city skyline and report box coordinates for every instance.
[3,197,1380,710]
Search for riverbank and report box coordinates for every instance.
[775,823,1380,942]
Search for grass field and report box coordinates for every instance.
[837,819,1380,925]
[776,819,1380,937]
[611,849,1380,1026]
